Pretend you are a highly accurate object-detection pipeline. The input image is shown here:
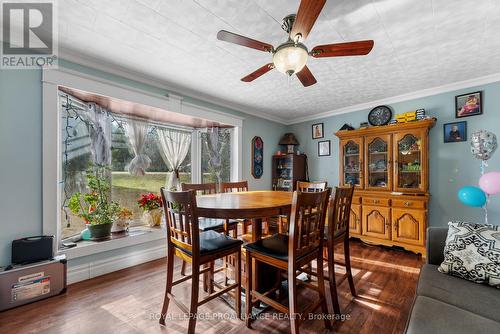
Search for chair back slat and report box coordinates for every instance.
[327,186,354,240]
[220,181,248,193]
[288,189,331,259]
[161,188,199,254]
[181,182,217,195]
[297,181,328,193]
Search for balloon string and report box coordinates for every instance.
[484,195,489,225]
[480,160,486,175]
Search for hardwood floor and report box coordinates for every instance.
[0,240,422,334]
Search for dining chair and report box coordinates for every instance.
[220,180,249,193]
[323,185,356,315]
[244,189,332,334]
[220,181,252,235]
[181,182,238,237]
[278,181,329,234]
[159,188,242,334]
[297,181,328,193]
[181,182,239,289]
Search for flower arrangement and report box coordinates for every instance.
[137,193,162,212]
[118,207,133,220]
[68,165,120,226]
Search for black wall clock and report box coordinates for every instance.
[368,105,392,126]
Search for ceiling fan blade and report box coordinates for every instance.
[290,0,326,41]
[296,65,317,87]
[241,63,275,82]
[310,40,374,58]
[217,30,273,53]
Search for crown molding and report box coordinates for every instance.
[287,72,500,124]
[58,49,500,127]
[58,49,288,125]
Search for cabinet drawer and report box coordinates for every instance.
[392,199,426,209]
[362,197,390,206]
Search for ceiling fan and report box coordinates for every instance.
[217,0,374,87]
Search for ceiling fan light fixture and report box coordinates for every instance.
[272,42,308,76]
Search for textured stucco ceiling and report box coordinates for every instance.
[43,1,500,122]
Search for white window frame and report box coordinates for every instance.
[42,67,243,259]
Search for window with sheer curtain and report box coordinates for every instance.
[59,93,234,240]
[61,97,194,239]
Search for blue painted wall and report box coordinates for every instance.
[289,81,500,227]
[2,57,500,269]
[0,60,286,267]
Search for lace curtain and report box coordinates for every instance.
[157,128,191,190]
[124,120,151,176]
[204,127,226,185]
[85,103,112,165]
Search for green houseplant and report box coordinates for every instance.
[68,165,121,240]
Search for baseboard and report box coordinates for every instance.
[67,244,166,284]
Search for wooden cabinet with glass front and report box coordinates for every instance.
[336,119,435,256]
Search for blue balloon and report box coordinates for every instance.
[457,186,487,207]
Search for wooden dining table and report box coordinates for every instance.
[197,190,293,240]
[196,190,293,290]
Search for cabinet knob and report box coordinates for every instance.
[404,201,412,207]
[373,199,380,204]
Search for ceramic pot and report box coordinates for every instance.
[87,223,113,240]
[111,218,130,233]
[142,208,162,227]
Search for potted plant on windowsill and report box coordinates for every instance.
[137,193,163,227]
[68,165,121,240]
[112,207,133,233]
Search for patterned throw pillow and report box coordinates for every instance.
[438,221,500,288]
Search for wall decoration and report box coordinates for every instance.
[368,105,392,126]
[443,121,467,143]
[456,91,482,118]
[312,123,324,139]
[251,136,264,178]
[318,140,331,156]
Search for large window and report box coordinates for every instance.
[59,92,232,240]
[201,128,232,185]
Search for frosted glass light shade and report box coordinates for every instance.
[273,43,308,75]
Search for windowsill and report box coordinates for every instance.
[58,226,167,260]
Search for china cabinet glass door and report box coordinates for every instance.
[274,155,293,191]
[394,130,426,192]
[341,139,363,188]
[365,135,392,190]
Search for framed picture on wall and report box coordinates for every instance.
[251,136,264,178]
[318,140,331,156]
[456,91,482,118]
[312,123,324,139]
[443,121,467,143]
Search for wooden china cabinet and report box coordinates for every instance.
[272,153,307,191]
[336,119,435,256]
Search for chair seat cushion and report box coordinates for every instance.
[417,264,500,322]
[244,234,316,261]
[198,218,237,232]
[244,233,289,261]
[176,230,242,256]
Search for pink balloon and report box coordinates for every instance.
[479,172,500,195]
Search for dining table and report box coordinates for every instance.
[196,190,293,291]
